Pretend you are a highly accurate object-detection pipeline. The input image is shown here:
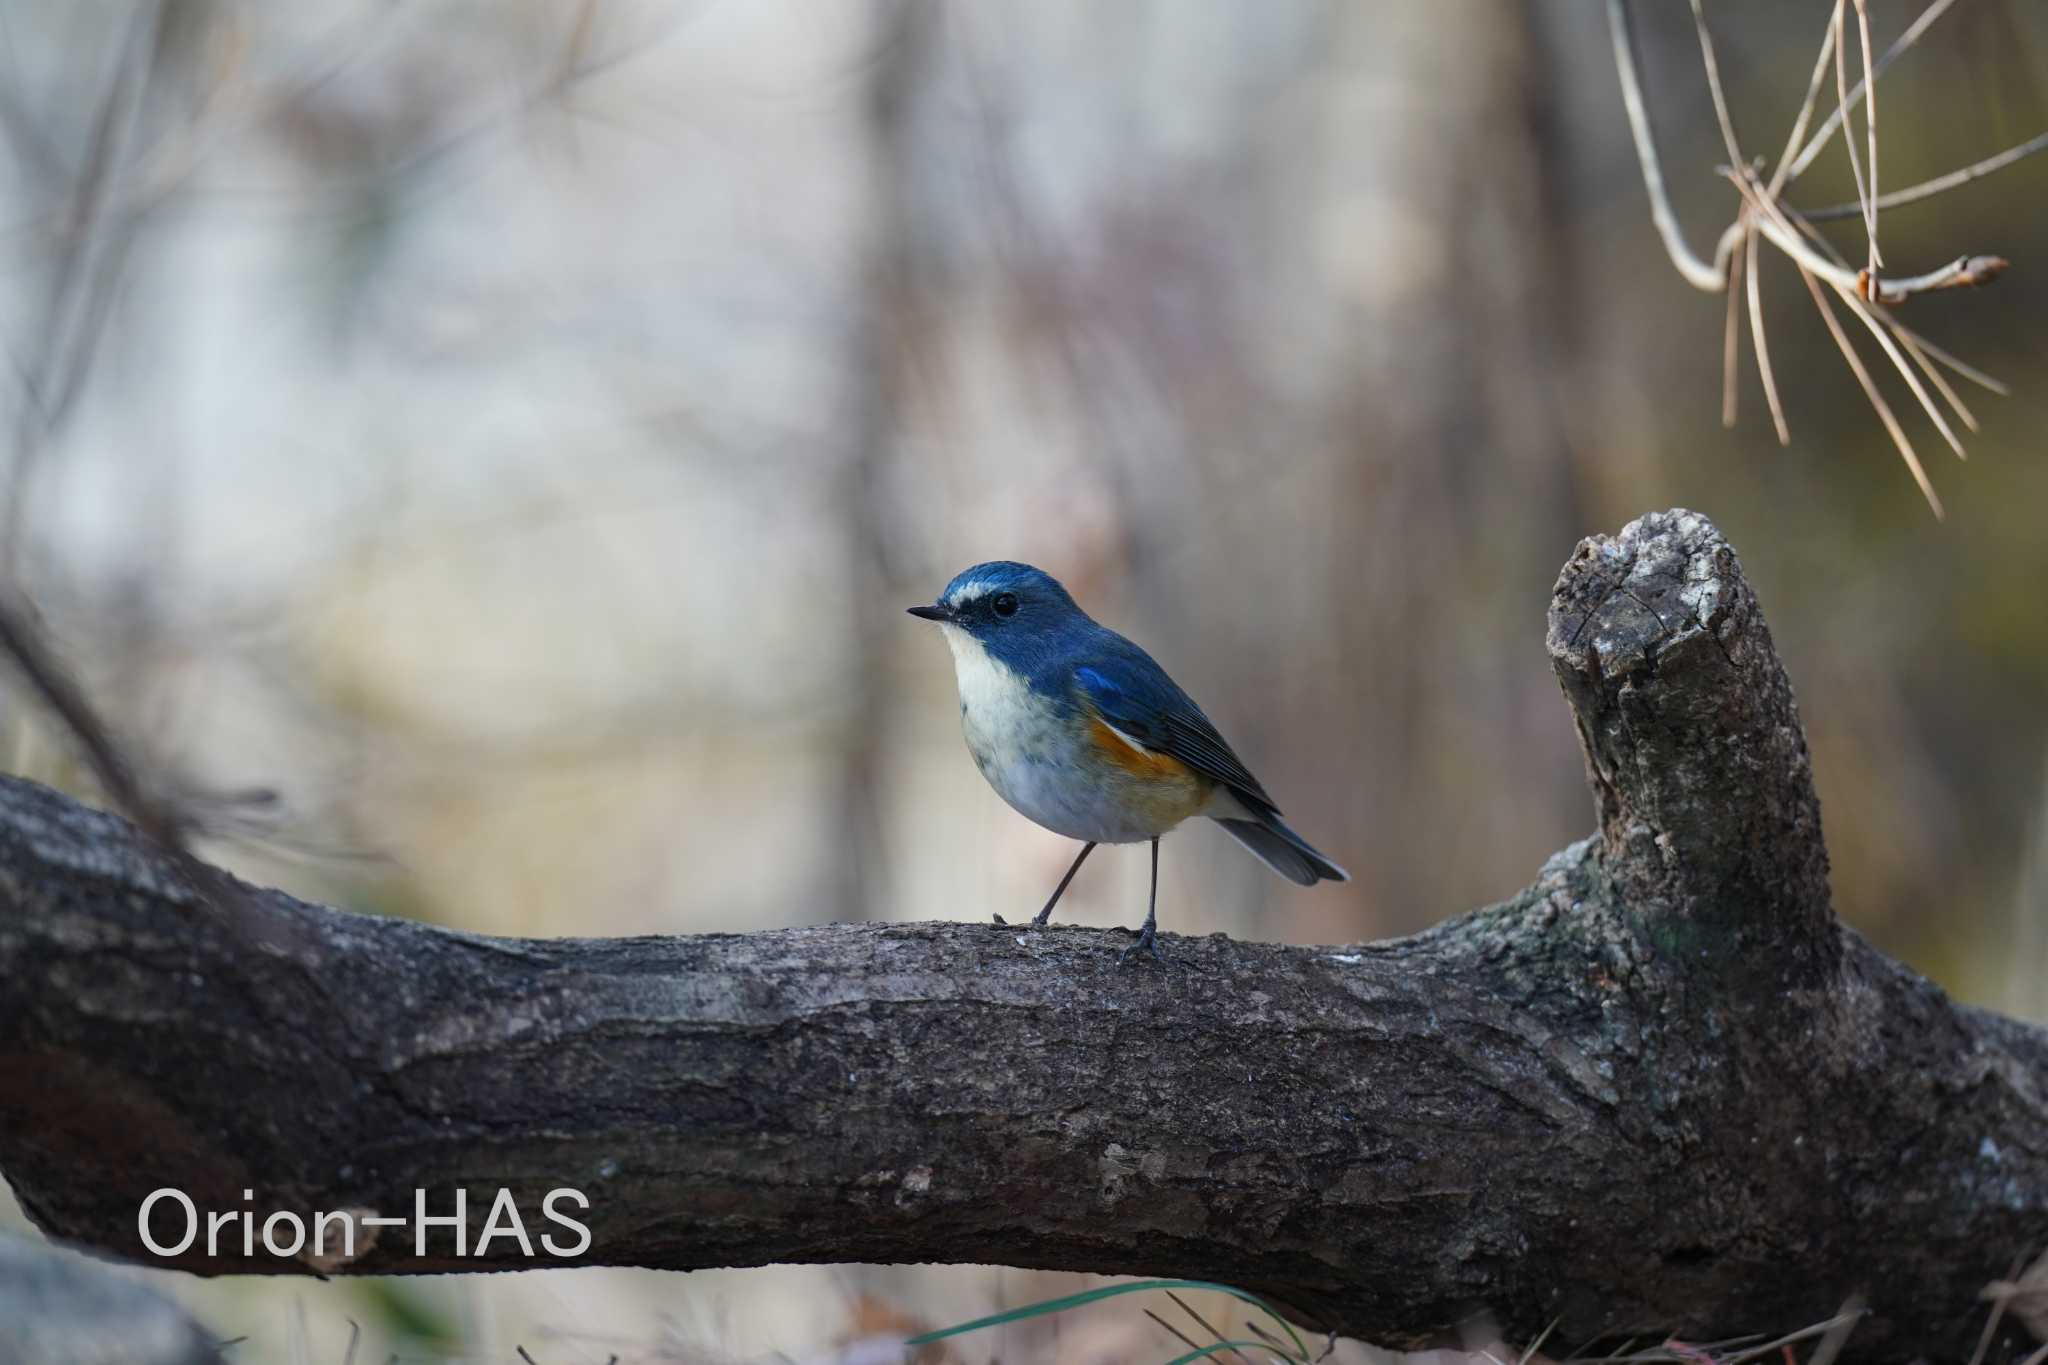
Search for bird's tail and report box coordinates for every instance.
[1214,812,1350,886]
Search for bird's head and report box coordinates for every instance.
[908,562,1085,665]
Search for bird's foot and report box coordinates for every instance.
[1117,921,1171,967]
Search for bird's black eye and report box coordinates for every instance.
[991,592,1020,618]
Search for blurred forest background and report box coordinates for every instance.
[1,1,2044,1361]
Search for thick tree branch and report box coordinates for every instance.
[1,511,2043,1361]
[1548,511,1833,977]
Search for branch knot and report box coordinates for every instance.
[1547,509,1833,979]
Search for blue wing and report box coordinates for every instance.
[1073,647,1278,813]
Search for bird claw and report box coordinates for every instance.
[1118,922,1171,968]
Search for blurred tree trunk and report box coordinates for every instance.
[819,0,939,925]
[1304,5,1588,932]
[886,2,1587,934]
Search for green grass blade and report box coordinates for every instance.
[904,1278,1311,1361]
[1162,1341,1290,1365]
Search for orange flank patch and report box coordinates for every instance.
[1085,716,1215,831]
[1088,718,1195,782]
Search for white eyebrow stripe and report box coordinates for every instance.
[945,584,990,608]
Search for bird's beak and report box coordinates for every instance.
[906,603,954,622]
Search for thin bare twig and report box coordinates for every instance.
[1831,2,1876,269]
[1765,10,1837,199]
[1845,277,1965,460]
[1853,0,1882,272]
[1804,1296,1864,1365]
[1785,0,1961,185]
[1802,129,2048,220]
[1236,1311,1321,1365]
[1893,322,1980,434]
[1965,1250,2030,1365]
[1778,201,2009,401]
[0,588,304,958]
[1690,0,1745,171]
[1609,0,1736,291]
[3,1,164,567]
[1869,254,2008,298]
[1694,0,1756,437]
[1722,1308,1866,1365]
[1745,218,1790,444]
[1146,1309,1213,1362]
[1730,171,1966,462]
[1735,181,2002,304]
[1887,320,2009,395]
[1797,263,1943,518]
[1723,224,1745,427]
[1164,1291,1256,1365]
[0,595,162,843]
[1612,0,2010,511]
[1517,1318,1561,1365]
[1616,0,2001,305]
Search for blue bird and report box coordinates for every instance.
[909,562,1348,962]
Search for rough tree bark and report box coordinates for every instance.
[0,510,2042,1362]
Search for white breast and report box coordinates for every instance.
[939,626,1164,844]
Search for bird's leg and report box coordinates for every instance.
[994,841,1096,928]
[1031,840,1095,926]
[1119,838,1169,965]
